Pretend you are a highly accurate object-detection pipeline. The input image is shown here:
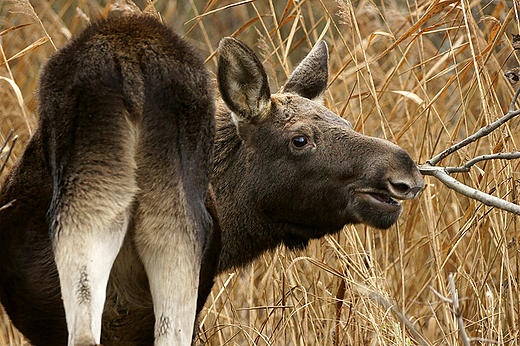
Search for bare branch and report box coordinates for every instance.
[418,164,520,215]
[420,73,520,215]
[444,152,520,173]
[426,108,520,166]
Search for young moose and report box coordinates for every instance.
[0,15,424,346]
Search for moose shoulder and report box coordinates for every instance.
[0,15,424,346]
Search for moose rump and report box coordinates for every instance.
[0,16,216,345]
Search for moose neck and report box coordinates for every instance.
[212,103,284,273]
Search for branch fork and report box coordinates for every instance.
[419,67,520,215]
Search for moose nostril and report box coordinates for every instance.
[389,181,410,195]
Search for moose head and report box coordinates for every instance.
[213,38,425,271]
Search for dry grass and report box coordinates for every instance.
[1,0,520,345]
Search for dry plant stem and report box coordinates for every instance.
[0,132,17,177]
[351,282,431,346]
[418,164,520,215]
[448,274,470,346]
[0,130,14,158]
[426,108,520,166]
[428,277,470,346]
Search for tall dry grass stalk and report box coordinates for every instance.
[1,0,519,345]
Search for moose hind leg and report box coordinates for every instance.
[134,182,211,346]
[49,119,139,345]
[53,210,132,345]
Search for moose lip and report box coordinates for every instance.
[359,191,401,212]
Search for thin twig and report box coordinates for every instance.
[444,152,520,173]
[427,108,520,166]
[418,164,520,215]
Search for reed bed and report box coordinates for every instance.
[1,0,519,345]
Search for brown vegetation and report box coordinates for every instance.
[1,0,519,345]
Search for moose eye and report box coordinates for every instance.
[292,136,308,148]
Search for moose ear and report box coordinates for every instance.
[217,37,271,122]
[282,41,329,103]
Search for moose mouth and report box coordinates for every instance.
[358,190,402,213]
[351,189,405,229]
[369,192,400,205]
